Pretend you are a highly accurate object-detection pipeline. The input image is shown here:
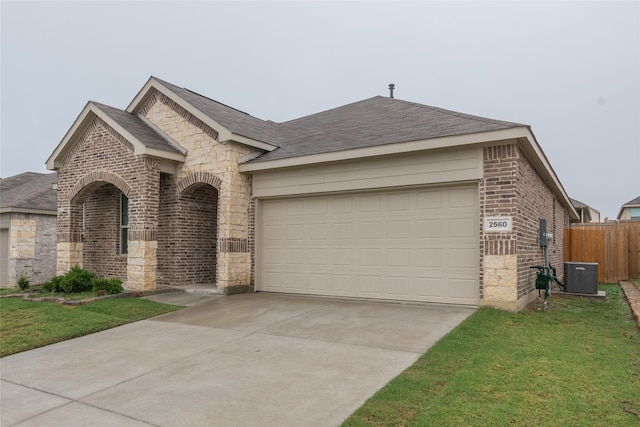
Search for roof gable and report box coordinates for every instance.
[46,102,186,171]
[127,77,279,152]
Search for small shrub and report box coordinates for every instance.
[17,273,30,291]
[92,277,124,296]
[42,275,63,292]
[59,265,96,293]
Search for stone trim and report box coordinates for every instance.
[219,238,248,253]
[158,94,220,142]
[177,172,223,194]
[67,170,132,203]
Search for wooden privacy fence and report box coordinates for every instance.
[564,221,640,282]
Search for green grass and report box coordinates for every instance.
[343,284,640,426]
[0,297,181,357]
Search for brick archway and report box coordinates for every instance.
[176,172,222,195]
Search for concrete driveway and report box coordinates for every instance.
[1,293,474,427]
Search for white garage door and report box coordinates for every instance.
[258,185,479,305]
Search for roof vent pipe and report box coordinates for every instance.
[389,83,395,98]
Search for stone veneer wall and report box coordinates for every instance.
[142,91,255,291]
[481,144,569,311]
[7,213,57,287]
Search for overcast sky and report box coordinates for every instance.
[1,1,638,219]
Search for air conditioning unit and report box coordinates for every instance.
[564,262,598,294]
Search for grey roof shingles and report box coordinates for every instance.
[151,78,524,162]
[622,196,640,207]
[153,78,280,145]
[81,78,527,164]
[0,172,57,213]
[93,102,184,154]
[254,96,525,162]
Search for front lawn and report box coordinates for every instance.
[0,296,181,357]
[343,284,640,426]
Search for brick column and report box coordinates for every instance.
[126,158,160,291]
[56,201,83,275]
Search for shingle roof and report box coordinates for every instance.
[251,96,524,162]
[0,172,57,213]
[622,196,640,207]
[153,78,279,145]
[93,102,184,154]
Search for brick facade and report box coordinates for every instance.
[480,144,569,311]
[83,184,127,279]
[49,80,573,310]
[157,174,218,286]
[56,119,160,290]
[54,91,255,293]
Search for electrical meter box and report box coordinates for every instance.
[564,262,598,294]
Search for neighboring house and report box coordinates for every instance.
[617,196,640,220]
[0,172,57,287]
[570,198,601,223]
[46,76,578,311]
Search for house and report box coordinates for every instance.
[0,172,57,287]
[46,77,578,311]
[570,198,601,223]
[617,196,640,220]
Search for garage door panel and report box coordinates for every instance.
[309,274,328,291]
[449,187,477,207]
[418,219,443,238]
[359,248,382,267]
[450,278,476,300]
[285,273,304,290]
[308,223,328,240]
[417,249,442,268]
[308,248,328,265]
[331,222,353,239]
[449,218,476,237]
[332,275,353,293]
[387,221,410,239]
[359,275,383,295]
[450,248,476,269]
[416,277,446,297]
[360,221,383,239]
[259,186,478,305]
[387,248,410,266]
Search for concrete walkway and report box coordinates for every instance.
[1,293,474,427]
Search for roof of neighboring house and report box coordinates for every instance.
[617,195,640,219]
[570,197,601,222]
[621,196,640,207]
[0,172,57,214]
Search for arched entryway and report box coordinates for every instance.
[157,172,220,287]
[63,171,133,283]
